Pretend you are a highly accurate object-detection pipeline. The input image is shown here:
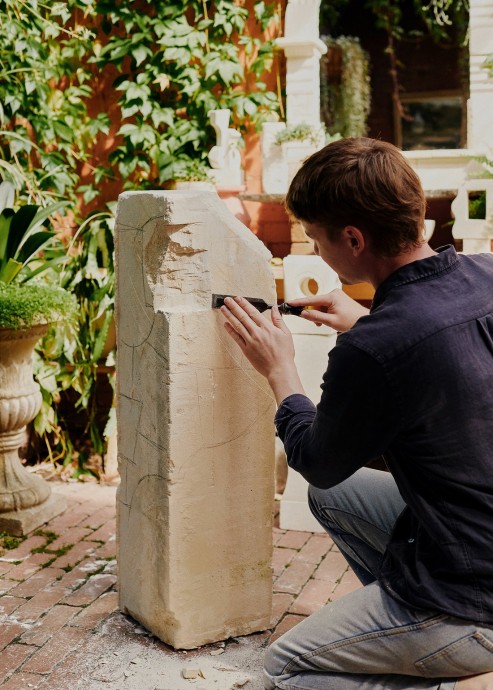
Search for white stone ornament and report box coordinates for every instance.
[451,178,493,253]
[423,219,436,242]
[279,255,341,532]
[261,122,288,194]
[208,109,243,186]
[284,0,322,41]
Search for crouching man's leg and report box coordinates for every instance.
[264,581,493,690]
[308,467,406,584]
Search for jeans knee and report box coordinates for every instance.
[308,483,336,528]
[307,483,320,515]
[263,639,286,689]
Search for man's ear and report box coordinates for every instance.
[343,226,366,256]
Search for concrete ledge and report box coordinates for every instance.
[403,149,478,193]
[0,492,67,536]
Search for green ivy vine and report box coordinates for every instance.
[320,0,469,120]
[0,0,281,475]
[1,0,281,198]
[320,35,371,138]
[94,0,281,186]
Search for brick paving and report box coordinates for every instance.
[0,480,361,689]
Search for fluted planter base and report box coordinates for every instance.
[0,324,67,536]
[0,492,66,537]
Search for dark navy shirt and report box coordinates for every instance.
[275,246,493,624]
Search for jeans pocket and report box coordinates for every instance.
[415,631,493,677]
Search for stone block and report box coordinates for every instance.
[116,191,276,649]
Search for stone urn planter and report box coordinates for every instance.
[274,123,328,186]
[0,324,66,535]
[283,141,319,185]
[261,121,289,194]
[0,197,76,534]
[174,180,216,191]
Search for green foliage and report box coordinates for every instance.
[0,0,280,473]
[173,159,213,182]
[418,0,469,42]
[468,192,486,220]
[320,0,469,44]
[0,531,24,550]
[321,36,371,138]
[0,1,107,204]
[93,0,281,188]
[0,183,68,284]
[33,212,116,470]
[274,123,329,147]
[1,0,279,199]
[0,281,75,330]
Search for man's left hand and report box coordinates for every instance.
[220,296,306,403]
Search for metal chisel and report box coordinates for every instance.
[211,293,304,316]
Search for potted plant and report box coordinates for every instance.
[0,184,76,535]
[172,158,216,191]
[275,123,340,183]
[274,122,328,149]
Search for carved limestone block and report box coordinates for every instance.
[116,190,276,649]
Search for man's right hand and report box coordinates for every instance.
[287,289,370,332]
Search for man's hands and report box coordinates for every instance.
[220,296,305,404]
[287,288,369,332]
[220,290,368,404]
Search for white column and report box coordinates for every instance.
[277,39,327,126]
[468,0,493,152]
[276,0,327,126]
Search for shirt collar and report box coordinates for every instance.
[371,245,459,311]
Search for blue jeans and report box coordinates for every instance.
[264,468,493,690]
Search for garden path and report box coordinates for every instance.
[0,478,360,689]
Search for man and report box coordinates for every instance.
[220,138,493,690]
